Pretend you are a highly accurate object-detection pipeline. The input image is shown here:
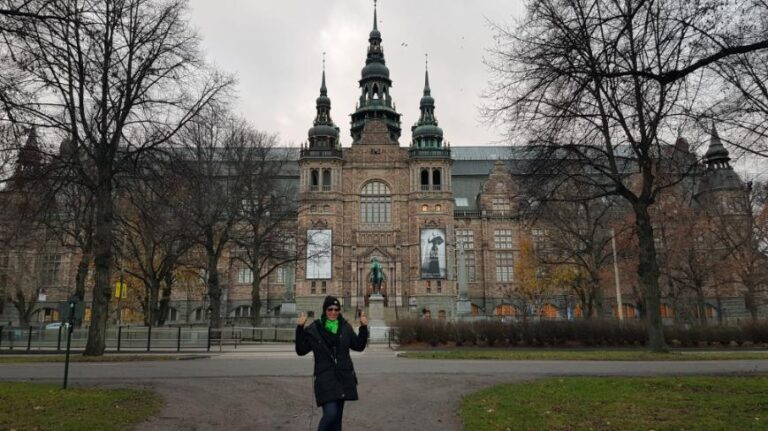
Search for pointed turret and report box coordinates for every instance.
[703,122,731,169]
[694,122,744,200]
[307,59,340,150]
[411,59,444,150]
[350,0,402,142]
[12,127,44,188]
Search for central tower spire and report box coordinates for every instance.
[350,0,402,143]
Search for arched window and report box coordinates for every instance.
[539,304,559,319]
[495,304,519,317]
[310,169,319,190]
[471,304,481,316]
[613,303,638,319]
[421,204,429,212]
[322,169,332,191]
[360,181,391,224]
[705,304,718,319]
[435,204,442,212]
[432,169,441,190]
[420,169,429,190]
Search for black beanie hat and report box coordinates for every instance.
[322,295,341,311]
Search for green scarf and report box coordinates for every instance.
[324,318,339,335]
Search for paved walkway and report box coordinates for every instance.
[2,345,768,431]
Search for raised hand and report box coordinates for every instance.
[359,311,368,326]
[297,312,308,326]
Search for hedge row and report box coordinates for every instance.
[393,318,768,347]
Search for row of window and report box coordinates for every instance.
[493,303,718,319]
[0,253,62,286]
[309,169,333,188]
[421,204,443,212]
[237,267,288,284]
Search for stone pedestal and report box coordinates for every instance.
[280,301,296,316]
[456,298,472,317]
[366,294,389,342]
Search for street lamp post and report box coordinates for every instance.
[611,229,624,321]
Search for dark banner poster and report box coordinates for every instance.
[420,228,446,279]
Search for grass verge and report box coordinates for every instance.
[0,354,205,364]
[0,382,161,431]
[399,349,768,361]
[462,376,768,431]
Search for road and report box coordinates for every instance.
[2,345,767,431]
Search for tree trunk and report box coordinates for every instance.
[145,279,161,326]
[634,203,668,352]
[158,273,173,326]
[74,252,90,302]
[207,252,222,328]
[589,273,602,319]
[84,175,114,356]
[695,286,708,326]
[13,288,36,328]
[251,273,262,326]
[744,281,758,321]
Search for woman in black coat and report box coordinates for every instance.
[296,295,369,431]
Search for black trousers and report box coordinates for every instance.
[317,400,345,431]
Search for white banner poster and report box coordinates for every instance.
[306,229,332,279]
[420,228,446,279]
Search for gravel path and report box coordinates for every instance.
[2,345,767,431]
[134,373,513,431]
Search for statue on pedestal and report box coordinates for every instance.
[370,257,383,295]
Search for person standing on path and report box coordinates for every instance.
[296,295,369,431]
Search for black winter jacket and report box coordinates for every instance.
[295,317,368,406]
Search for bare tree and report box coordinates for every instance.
[0,128,51,326]
[486,0,768,351]
[529,181,624,318]
[654,197,717,324]
[702,181,768,320]
[706,0,768,158]
[117,162,192,327]
[1,0,231,355]
[171,108,254,329]
[231,135,300,326]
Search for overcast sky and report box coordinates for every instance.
[186,0,525,148]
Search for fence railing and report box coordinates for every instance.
[0,325,299,353]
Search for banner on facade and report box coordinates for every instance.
[306,229,332,279]
[420,228,446,279]
[114,281,127,299]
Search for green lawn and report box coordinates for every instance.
[399,349,768,361]
[462,376,768,431]
[0,383,161,431]
[0,354,204,364]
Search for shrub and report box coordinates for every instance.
[478,320,507,346]
[392,318,765,348]
[741,320,768,345]
[507,322,520,346]
[453,321,476,346]
[393,318,419,345]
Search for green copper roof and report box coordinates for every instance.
[307,67,339,149]
[411,67,444,150]
[350,1,401,142]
